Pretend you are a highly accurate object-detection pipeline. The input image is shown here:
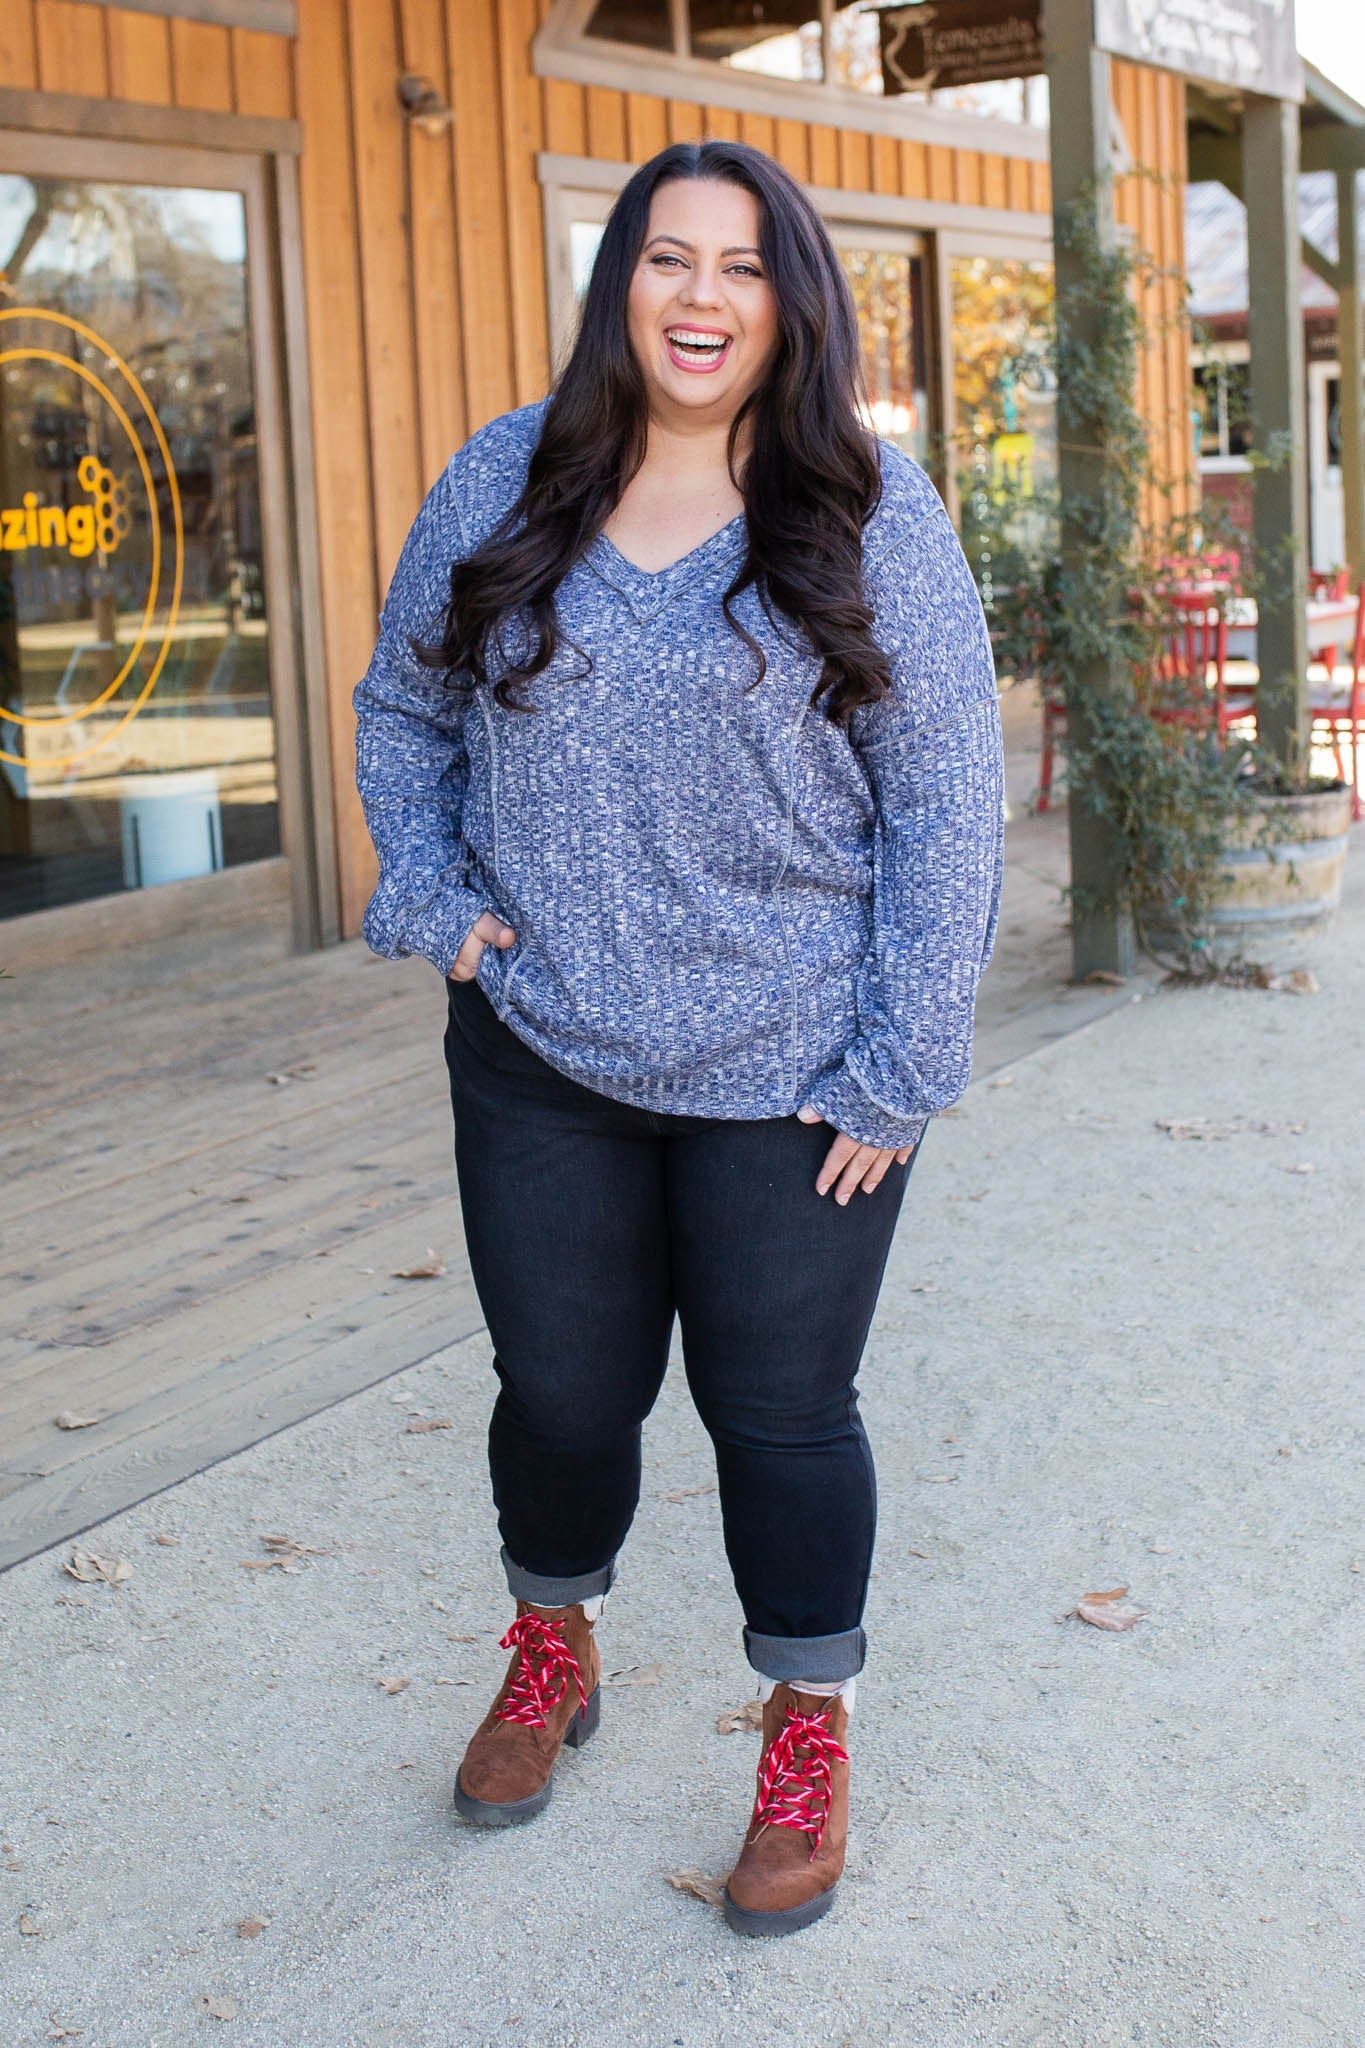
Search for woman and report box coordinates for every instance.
[353,141,1003,1937]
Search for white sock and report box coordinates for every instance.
[756,1673,856,1717]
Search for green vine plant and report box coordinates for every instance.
[951,175,1338,979]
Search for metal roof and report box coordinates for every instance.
[1185,60,1365,319]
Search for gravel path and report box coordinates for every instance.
[3,851,1362,2048]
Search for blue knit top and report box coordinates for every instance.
[353,398,1004,1150]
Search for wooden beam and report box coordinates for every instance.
[1300,126,1365,176]
[1043,0,1136,977]
[0,80,299,151]
[1338,168,1365,583]
[1242,93,1311,770]
[1302,235,1344,292]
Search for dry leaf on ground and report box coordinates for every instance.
[1066,1586,1147,1631]
[236,1915,268,1940]
[1084,969,1127,986]
[153,1534,179,1547]
[602,1663,662,1687]
[665,1868,727,1908]
[19,1912,39,1935]
[53,1410,98,1431]
[405,1417,453,1434]
[1156,1116,1306,1143]
[265,1064,315,1086]
[1264,968,1320,995]
[46,2023,83,2041]
[241,1535,328,1572]
[392,1250,445,1280]
[377,1676,413,1695]
[63,1547,132,1588]
[196,1996,238,2021]
[657,1483,716,1503]
[716,1700,764,1735]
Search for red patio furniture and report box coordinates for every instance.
[1148,591,1256,740]
[1309,584,1365,821]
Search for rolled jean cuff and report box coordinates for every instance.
[743,1625,866,1685]
[500,1544,617,1608]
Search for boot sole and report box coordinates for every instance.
[721,1881,838,1938]
[451,1686,600,1828]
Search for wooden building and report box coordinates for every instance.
[0,0,1190,967]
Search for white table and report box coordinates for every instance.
[1217,597,1357,666]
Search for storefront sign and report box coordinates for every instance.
[880,0,1044,95]
[1093,0,1303,103]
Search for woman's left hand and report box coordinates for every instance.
[796,1104,916,1201]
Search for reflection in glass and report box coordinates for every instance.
[689,0,822,77]
[951,255,1059,585]
[0,176,277,920]
[583,0,674,50]
[836,246,930,465]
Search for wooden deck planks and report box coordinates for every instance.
[0,935,485,1573]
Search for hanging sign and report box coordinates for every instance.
[880,0,1044,96]
[1093,0,1303,103]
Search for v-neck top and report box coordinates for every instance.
[353,397,1004,1149]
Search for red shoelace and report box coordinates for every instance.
[750,1700,850,1858]
[493,1612,588,1731]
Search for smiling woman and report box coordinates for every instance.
[605,180,779,569]
[351,138,1004,1941]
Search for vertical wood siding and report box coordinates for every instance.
[2,4,298,118]
[0,2,1188,937]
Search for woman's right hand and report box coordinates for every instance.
[447,910,518,981]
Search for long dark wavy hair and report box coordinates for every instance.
[415,140,895,728]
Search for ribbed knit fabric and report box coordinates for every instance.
[353,399,1004,1151]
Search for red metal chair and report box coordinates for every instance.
[1309,567,1353,686]
[1036,672,1065,813]
[1309,584,1365,821]
[1149,592,1255,740]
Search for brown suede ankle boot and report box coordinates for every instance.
[452,1601,601,1826]
[722,1686,850,1936]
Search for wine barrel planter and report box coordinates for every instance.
[1207,781,1353,949]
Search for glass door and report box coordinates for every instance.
[0,139,296,924]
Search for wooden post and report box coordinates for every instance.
[1337,168,1364,586]
[1242,93,1311,772]
[1044,0,1137,978]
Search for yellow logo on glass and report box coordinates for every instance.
[0,456,132,560]
[0,307,183,774]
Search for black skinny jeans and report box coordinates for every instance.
[442,973,918,1683]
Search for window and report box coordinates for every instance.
[1192,353,1252,463]
[573,0,1046,123]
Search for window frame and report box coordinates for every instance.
[534,0,1050,160]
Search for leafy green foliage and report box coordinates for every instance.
[954,180,1300,973]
